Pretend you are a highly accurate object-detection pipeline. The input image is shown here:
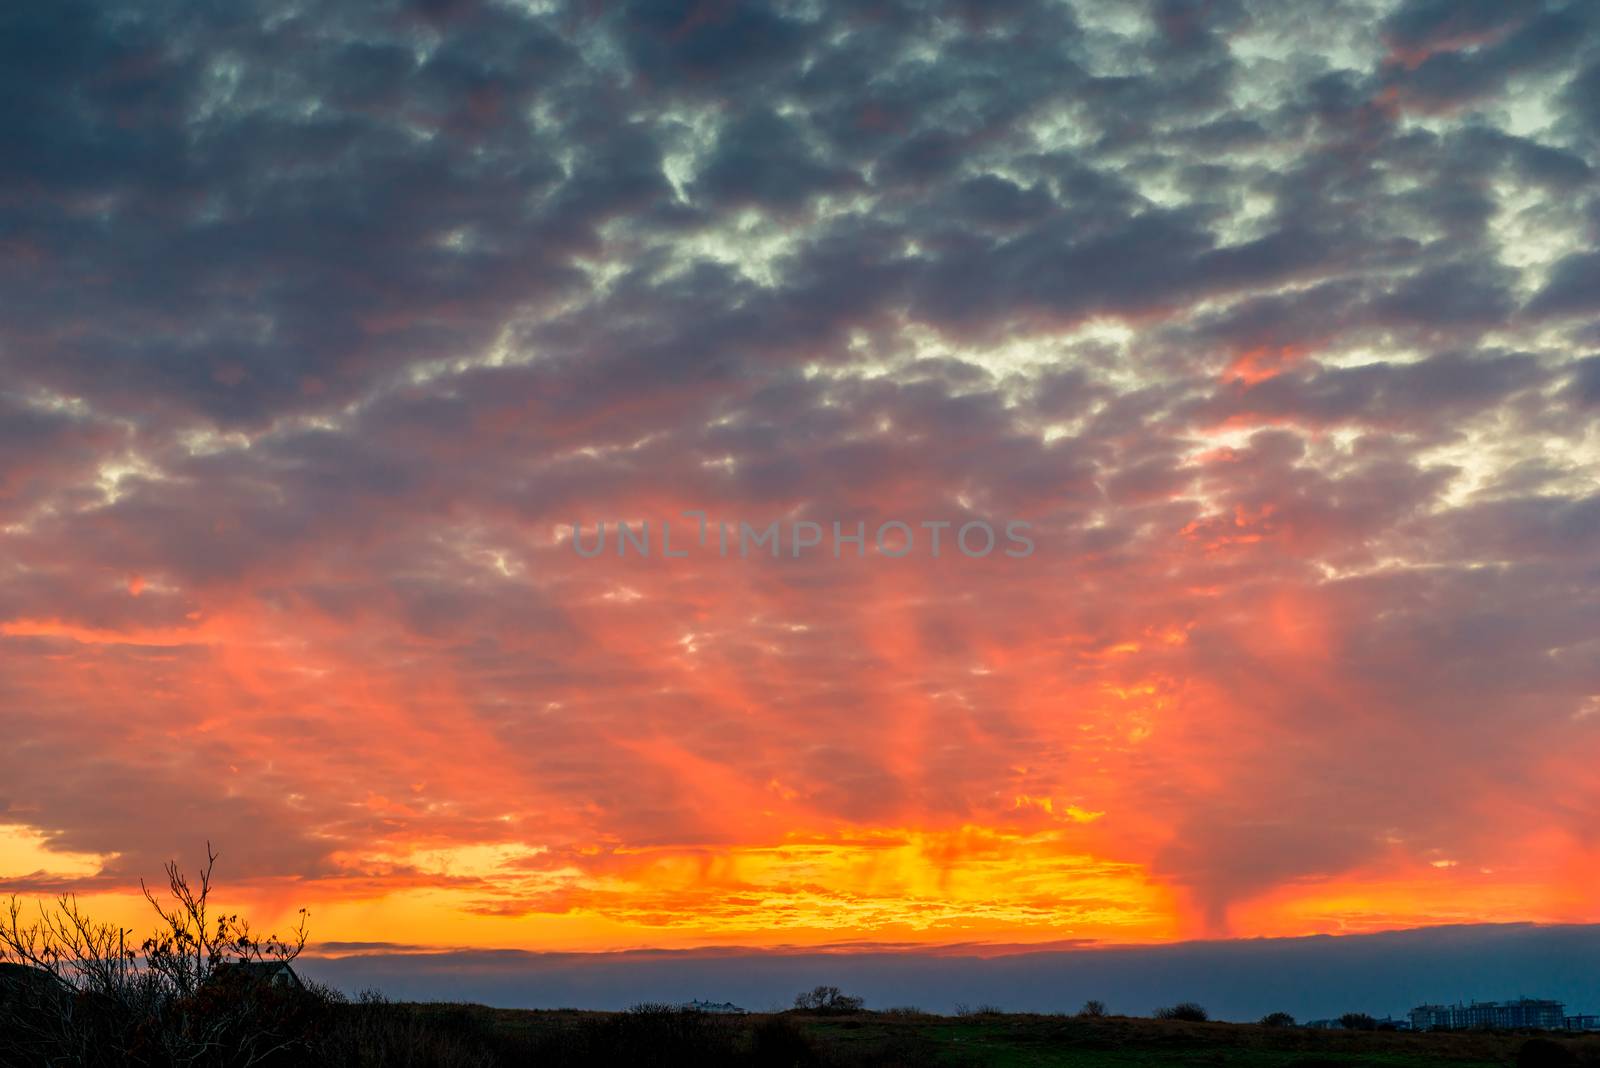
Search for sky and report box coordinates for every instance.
[294,924,1600,1019]
[2,0,1599,989]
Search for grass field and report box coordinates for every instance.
[387,1003,1600,1067]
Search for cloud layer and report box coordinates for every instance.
[2,0,1598,950]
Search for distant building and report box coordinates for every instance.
[1409,998,1565,1031]
[1565,1014,1600,1031]
[209,961,305,992]
[682,999,746,1014]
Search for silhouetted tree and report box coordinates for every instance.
[1260,1011,1296,1028]
[792,985,864,1013]
[1340,1012,1378,1031]
[1155,1002,1209,1022]
[1079,999,1108,1018]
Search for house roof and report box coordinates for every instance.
[210,960,305,989]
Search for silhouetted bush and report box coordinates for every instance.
[0,843,315,1067]
[1078,999,1108,1017]
[1260,1011,1296,1028]
[1155,1002,1209,1022]
[793,985,864,1013]
[1339,1012,1378,1031]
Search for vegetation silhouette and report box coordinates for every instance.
[793,984,865,1014]
[1155,1001,1210,1022]
[0,843,315,1066]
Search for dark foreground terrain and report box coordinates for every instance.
[7,991,1600,1066]
[346,1003,1600,1068]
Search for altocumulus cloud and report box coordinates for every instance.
[1,0,1598,953]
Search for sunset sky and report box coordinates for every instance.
[2,0,1599,968]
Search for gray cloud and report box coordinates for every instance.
[2,0,1598,939]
